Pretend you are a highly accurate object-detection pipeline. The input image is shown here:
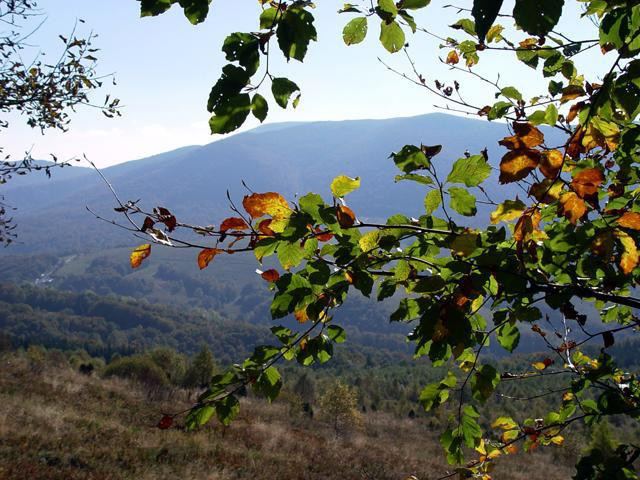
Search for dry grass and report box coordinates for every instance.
[0,353,578,480]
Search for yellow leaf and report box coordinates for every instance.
[550,435,564,446]
[358,230,380,252]
[330,175,361,197]
[532,362,547,370]
[490,199,526,224]
[614,230,639,274]
[130,244,151,269]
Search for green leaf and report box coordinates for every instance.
[331,175,361,197]
[377,0,398,20]
[451,19,476,37]
[488,101,511,120]
[215,395,240,426]
[259,7,279,29]
[471,365,500,403]
[277,241,306,270]
[394,173,433,185]
[276,6,317,62]
[472,0,504,44]
[140,0,212,24]
[343,17,368,45]
[424,189,442,214]
[446,155,491,187]
[209,93,252,134]
[379,20,405,53]
[327,325,347,343]
[391,145,429,173]
[185,404,215,430]
[271,77,300,108]
[449,187,477,216]
[545,103,558,125]
[513,0,564,37]
[222,32,260,75]
[254,366,282,402]
[207,64,250,113]
[299,192,325,223]
[500,86,522,101]
[497,321,520,352]
[400,0,430,10]
[251,93,268,122]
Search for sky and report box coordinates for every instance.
[3,0,606,167]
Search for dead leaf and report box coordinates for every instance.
[571,168,604,198]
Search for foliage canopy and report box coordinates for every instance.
[118,0,640,478]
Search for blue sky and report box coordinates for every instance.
[5,0,604,167]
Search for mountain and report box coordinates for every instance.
[3,113,558,254]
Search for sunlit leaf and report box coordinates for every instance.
[130,244,151,269]
[558,192,587,225]
[490,199,526,224]
[499,150,540,183]
[331,175,361,197]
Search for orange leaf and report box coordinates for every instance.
[539,149,563,179]
[571,168,604,198]
[130,244,151,269]
[260,269,280,283]
[499,150,540,183]
[558,192,587,225]
[314,227,334,242]
[505,445,518,455]
[294,309,309,324]
[446,50,459,65]
[499,123,544,150]
[618,212,640,230]
[336,205,356,228]
[567,101,584,123]
[567,127,586,158]
[220,217,249,233]
[242,192,291,219]
[198,248,224,270]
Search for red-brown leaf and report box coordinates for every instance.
[220,217,249,233]
[261,269,280,283]
[336,205,356,228]
[198,248,224,270]
[157,415,173,430]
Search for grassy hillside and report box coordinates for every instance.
[0,350,581,480]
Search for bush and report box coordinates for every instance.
[147,347,187,385]
[103,356,169,391]
[182,345,216,389]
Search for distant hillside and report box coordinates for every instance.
[3,113,562,254]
